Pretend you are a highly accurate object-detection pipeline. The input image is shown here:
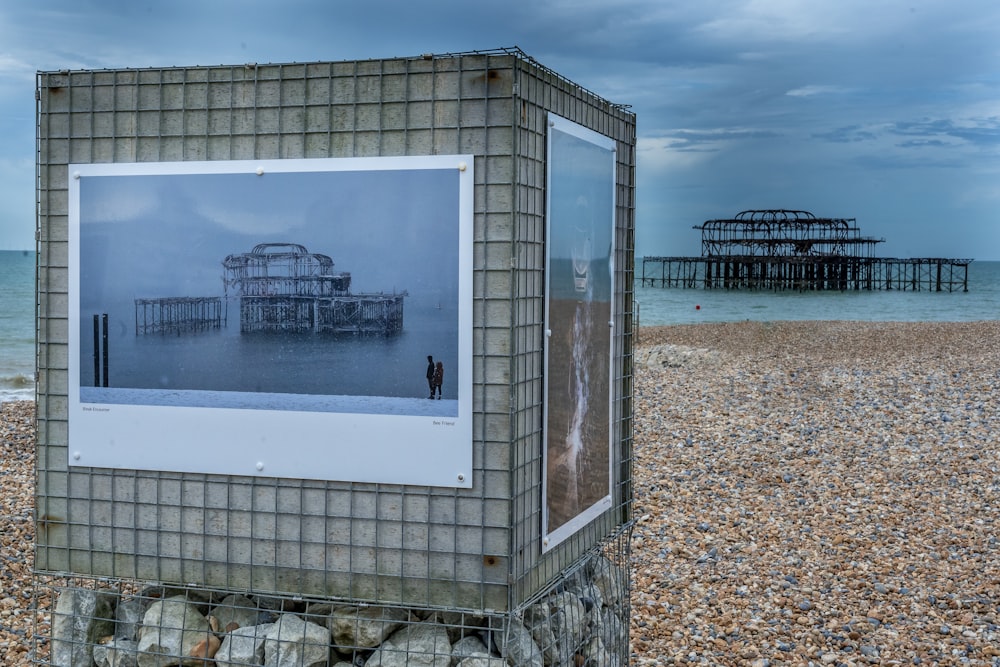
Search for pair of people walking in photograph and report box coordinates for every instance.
[426,355,444,399]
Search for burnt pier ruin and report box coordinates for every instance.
[222,243,404,334]
[642,209,971,292]
[135,297,226,335]
[135,243,404,336]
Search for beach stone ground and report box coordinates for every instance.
[0,401,37,666]
[632,321,1000,665]
[3,320,999,665]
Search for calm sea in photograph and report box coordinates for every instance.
[2,252,998,403]
[77,292,459,415]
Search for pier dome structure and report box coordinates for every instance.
[642,209,971,291]
[695,209,884,259]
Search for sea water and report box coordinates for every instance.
[2,253,998,403]
[0,250,35,402]
[635,260,1000,326]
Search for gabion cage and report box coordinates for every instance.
[34,48,636,665]
[32,530,631,666]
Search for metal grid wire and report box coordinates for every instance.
[506,58,637,603]
[31,528,630,665]
[33,49,636,665]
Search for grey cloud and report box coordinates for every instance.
[896,139,950,148]
[890,118,1000,146]
[2,0,1000,257]
[813,126,878,143]
[660,128,783,150]
[850,152,965,170]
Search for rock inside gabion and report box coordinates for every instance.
[44,551,628,667]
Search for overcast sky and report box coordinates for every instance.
[2,1,997,258]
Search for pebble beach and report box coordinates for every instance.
[2,320,999,665]
[632,321,999,666]
[0,400,36,665]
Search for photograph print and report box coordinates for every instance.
[68,156,473,487]
[542,114,617,551]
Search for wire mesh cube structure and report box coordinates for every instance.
[34,48,636,664]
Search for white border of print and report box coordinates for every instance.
[541,114,616,551]
[68,156,474,488]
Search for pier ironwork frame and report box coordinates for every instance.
[222,243,352,298]
[223,243,404,334]
[134,296,226,335]
[643,209,971,292]
[696,209,884,259]
[641,255,972,292]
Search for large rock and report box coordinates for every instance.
[455,654,507,667]
[427,611,489,644]
[263,614,330,667]
[598,607,626,649]
[114,598,145,640]
[451,635,506,667]
[210,595,262,632]
[329,605,409,649]
[521,602,560,665]
[588,557,626,607]
[51,588,118,667]
[449,635,491,663]
[491,619,542,667]
[581,635,618,667]
[523,590,589,666]
[548,591,589,653]
[365,621,452,667]
[214,623,273,666]
[93,638,139,667]
[136,596,215,667]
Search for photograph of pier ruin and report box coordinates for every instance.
[74,162,462,408]
[134,243,405,337]
[642,209,971,292]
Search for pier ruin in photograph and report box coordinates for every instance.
[134,243,405,336]
[134,296,226,335]
[642,209,971,292]
[223,243,405,335]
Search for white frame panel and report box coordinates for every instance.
[68,156,474,488]
[542,114,617,550]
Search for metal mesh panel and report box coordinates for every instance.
[31,529,631,665]
[34,48,635,664]
[507,60,636,606]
